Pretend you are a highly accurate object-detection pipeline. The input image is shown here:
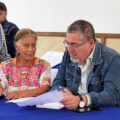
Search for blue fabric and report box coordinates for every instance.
[0,97,120,120]
[2,20,19,58]
[52,63,61,69]
[52,40,120,106]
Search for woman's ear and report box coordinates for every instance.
[14,43,19,51]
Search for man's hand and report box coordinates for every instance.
[5,91,23,100]
[60,89,80,110]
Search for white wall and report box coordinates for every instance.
[2,0,120,33]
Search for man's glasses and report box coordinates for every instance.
[63,40,88,48]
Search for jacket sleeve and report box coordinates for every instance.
[89,55,120,106]
[51,51,70,91]
[7,26,19,58]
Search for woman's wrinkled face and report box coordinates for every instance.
[15,35,36,61]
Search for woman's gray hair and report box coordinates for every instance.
[14,28,37,56]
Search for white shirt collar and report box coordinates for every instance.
[78,44,96,68]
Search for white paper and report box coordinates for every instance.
[41,51,64,67]
[6,97,34,103]
[36,102,64,109]
[16,90,63,107]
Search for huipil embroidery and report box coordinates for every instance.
[16,58,35,90]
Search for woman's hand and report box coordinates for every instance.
[5,85,50,100]
[0,87,4,97]
[5,91,23,100]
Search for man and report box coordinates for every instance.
[52,20,120,110]
[0,2,19,58]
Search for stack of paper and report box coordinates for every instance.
[7,97,33,103]
[36,102,64,109]
[16,90,64,109]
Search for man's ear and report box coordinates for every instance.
[88,39,95,49]
[5,11,7,15]
[89,39,94,45]
[3,11,7,18]
[89,39,94,44]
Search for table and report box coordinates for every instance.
[0,96,120,120]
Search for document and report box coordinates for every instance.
[16,90,64,108]
[36,102,64,109]
[7,97,33,103]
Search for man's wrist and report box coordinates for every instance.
[79,95,85,108]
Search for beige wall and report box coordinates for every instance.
[106,38,120,53]
[35,36,65,58]
[35,35,120,58]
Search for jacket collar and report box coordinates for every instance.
[69,59,78,68]
[92,40,103,65]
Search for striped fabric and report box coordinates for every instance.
[0,24,11,62]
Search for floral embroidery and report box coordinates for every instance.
[8,79,15,86]
[0,79,2,86]
[0,57,51,91]
[41,77,51,85]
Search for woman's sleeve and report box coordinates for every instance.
[0,66,8,90]
[39,61,51,86]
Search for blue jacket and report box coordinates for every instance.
[52,40,120,106]
[2,20,19,58]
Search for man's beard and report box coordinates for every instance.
[70,57,79,64]
[70,57,84,65]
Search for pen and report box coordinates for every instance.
[62,89,67,95]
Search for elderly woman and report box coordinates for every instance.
[0,28,51,99]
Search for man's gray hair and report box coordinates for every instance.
[67,20,95,42]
